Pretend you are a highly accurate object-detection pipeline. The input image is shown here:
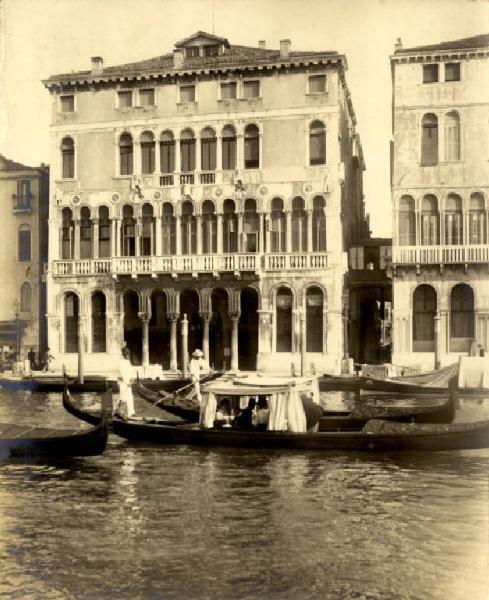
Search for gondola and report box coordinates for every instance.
[0,386,112,457]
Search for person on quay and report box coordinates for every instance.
[116,342,135,418]
[43,348,54,372]
[27,347,36,371]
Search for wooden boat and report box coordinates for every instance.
[0,386,112,457]
[319,375,366,392]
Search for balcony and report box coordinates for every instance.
[393,244,489,265]
[51,252,330,278]
[12,194,32,214]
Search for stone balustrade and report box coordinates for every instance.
[393,244,489,265]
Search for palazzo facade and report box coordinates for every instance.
[391,34,489,370]
[44,32,366,376]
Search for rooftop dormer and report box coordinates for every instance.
[174,31,230,61]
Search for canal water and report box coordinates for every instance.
[0,387,488,600]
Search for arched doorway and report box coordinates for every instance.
[123,290,141,364]
[450,284,474,352]
[179,289,202,366]
[91,291,106,353]
[239,287,258,370]
[149,290,170,368]
[306,286,323,353]
[64,292,79,353]
[413,285,436,352]
[276,287,293,352]
[210,288,230,370]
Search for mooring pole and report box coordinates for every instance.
[300,311,307,376]
[181,314,188,378]
[78,319,84,384]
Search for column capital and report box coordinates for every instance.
[138,311,151,323]
[167,312,179,321]
[229,312,240,321]
[199,311,213,321]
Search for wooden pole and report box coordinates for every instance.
[78,319,84,384]
[300,311,306,376]
[181,314,188,378]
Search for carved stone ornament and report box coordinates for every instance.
[153,191,161,200]
[214,187,223,197]
[259,186,268,195]
[111,193,120,203]
[71,195,81,205]
[302,183,313,194]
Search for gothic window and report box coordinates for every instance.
[445,112,461,161]
[243,197,259,253]
[312,196,326,251]
[244,124,259,169]
[92,291,106,353]
[222,125,236,170]
[141,203,154,256]
[201,127,216,171]
[122,204,136,256]
[64,292,79,353]
[180,129,196,172]
[18,224,31,262]
[61,136,75,179]
[79,206,92,259]
[469,193,485,245]
[398,195,415,246]
[291,196,307,252]
[420,195,439,245]
[270,197,286,252]
[61,207,74,259]
[119,133,133,176]
[141,131,155,174]
[306,287,323,352]
[309,121,326,165]
[160,131,175,174]
[223,199,238,253]
[444,194,463,245]
[202,200,217,253]
[421,114,438,166]
[413,285,436,352]
[98,206,111,258]
[181,201,196,254]
[276,287,292,353]
[162,203,176,255]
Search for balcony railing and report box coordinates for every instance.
[180,173,194,185]
[393,244,489,265]
[51,252,330,278]
[200,172,215,185]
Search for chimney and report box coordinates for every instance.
[258,40,266,49]
[395,37,403,51]
[91,56,103,75]
[173,49,184,68]
[280,39,291,59]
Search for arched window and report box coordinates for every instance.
[445,112,461,161]
[61,136,75,179]
[162,203,176,255]
[61,208,74,259]
[160,131,175,174]
[122,205,136,256]
[276,287,293,353]
[180,129,196,173]
[450,284,474,351]
[398,195,415,246]
[92,291,106,353]
[413,285,436,352]
[445,193,463,245]
[202,200,217,253]
[119,133,133,175]
[141,203,154,256]
[244,124,259,169]
[141,131,155,174]
[64,292,79,353]
[469,193,485,245]
[98,206,111,258]
[420,195,439,245]
[18,224,31,262]
[306,287,323,352]
[270,198,286,252]
[243,198,259,253]
[291,196,306,252]
[20,282,31,312]
[223,199,238,253]
[80,206,92,259]
[312,196,326,251]
[309,121,326,165]
[421,114,438,166]
[222,125,236,170]
[201,127,216,172]
[181,201,196,254]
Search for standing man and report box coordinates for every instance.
[27,347,36,371]
[189,349,209,402]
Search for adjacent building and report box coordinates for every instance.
[43,31,366,376]
[0,155,49,358]
[391,33,489,370]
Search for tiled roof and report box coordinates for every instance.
[395,33,489,54]
[44,43,341,85]
[0,154,39,172]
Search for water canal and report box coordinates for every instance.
[0,387,488,600]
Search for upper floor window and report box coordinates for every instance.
[185,47,199,58]
[98,205,111,259]
[469,193,485,245]
[423,64,439,83]
[445,193,463,245]
[445,62,460,82]
[139,89,155,106]
[61,207,74,259]
[398,195,415,246]
[204,45,219,56]
[309,121,326,165]
[421,114,438,166]
[445,112,461,161]
[61,136,75,179]
[180,84,195,103]
[119,133,133,176]
[201,128,216,171]
[160,131,175,174]
[243,80,260,99]
[18,224,31,262]
[244,124,259,169]
[222,125,236,170]
[308,75,326,94]
[180,129,196,172]
[141,131,155,174]
[118,91,133,108]
[79,206,92,259]
[60,95,75,113]
[220,82,237,100]
[420,194,439,245]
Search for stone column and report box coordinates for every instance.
[175,215,182,255]
[307,209,313,253]
[169,314,178,371]
[77,316,86,383]
[200,311,212,366]
[285,211,292,253]
[300,310,306,376]
[139,312,150,368]
[181,313,189,377]
[217,214,223,253]
[230,313,240,372]
[92,219,99,259]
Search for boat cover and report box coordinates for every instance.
[388,363,459,388]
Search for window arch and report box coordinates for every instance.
[312,196,326,251]
[80,206,92,259]
[398,195,415,246]
[420,194,439,245]
[64,292,79,353]
[122,204,136,256]
[445,111,461,161]
[450,284,474,351]
[61,136,75,179]
[141,131,155,174]
[421,114,438,166]
[20,282,32,312]
[202,200,217,253]
[181,200,196,254]
[61,207,74,259]
[92,291,106,353]
[98,206,111,258]
[162,203,176,254]
[243,197,259,253]
[141,203,154,256]
[309,120,326,165]
[270,198,286,252]
[18,224,31,262]
[306,286,323,352]
[223,199,238,253]
[180,129,196,172]
[444,193,463,245]
[119,133,133,175]
[160,131,175,174]
[244,124,259,169]
[469,192,485,244]
[291,196,306,252]
[276,287,293,353]
[413,285,436,352]
[201,127,216,172]
[222,125,236,170]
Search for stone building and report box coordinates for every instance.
[391,33,489,370]
[0,155,49,358]
[43,31,366,376]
